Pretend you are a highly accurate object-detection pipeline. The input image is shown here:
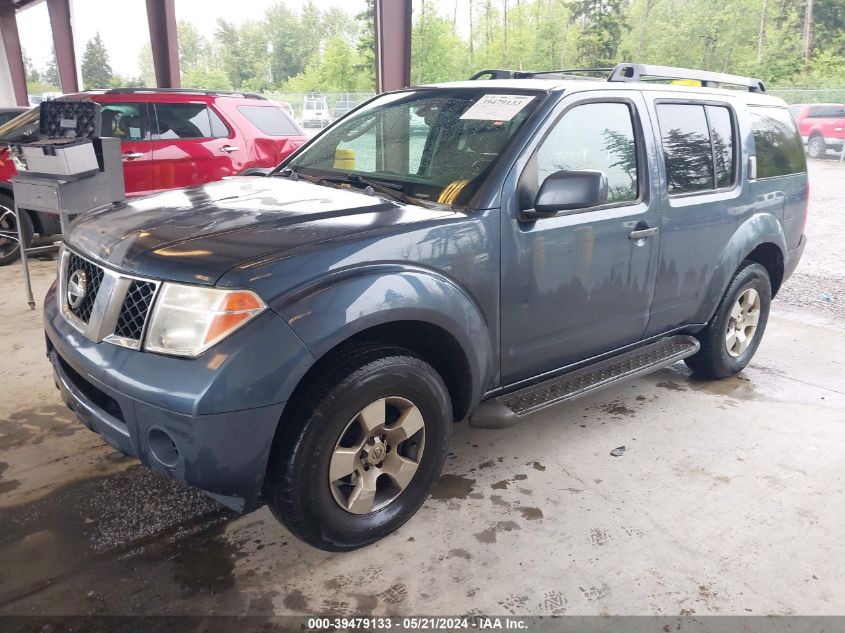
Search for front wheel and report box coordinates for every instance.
[0,194,33,266]
[264,346,452,551]
[685,261,771,379]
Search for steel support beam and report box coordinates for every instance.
[374,0,411,93]
[46,0,78,93]
[0,0,27,105]
[145,0,179,88]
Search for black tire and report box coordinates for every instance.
[806,134,826,160]
[0,194,33,267]
[685,261,771,379]
[264,345,452,551]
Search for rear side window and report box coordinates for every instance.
[237,105,300,136]
[536,102,640,204]
[657,103,737,195]
[807,105,845,118]
[708,106,735,188]
[153,103,227,140]
[750,107,806,178]
[100,103,147,141]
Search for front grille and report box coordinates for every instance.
[114,280,156,341]
[66,252,104,323]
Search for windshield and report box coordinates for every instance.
[286,88,541,207]
[0,107,39,144]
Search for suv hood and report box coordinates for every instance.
[67,176,449,285]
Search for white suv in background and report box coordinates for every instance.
[301,94,331,128]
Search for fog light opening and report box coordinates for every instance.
[148,428,180,468]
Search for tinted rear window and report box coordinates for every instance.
[808,105,845,118]
[657,103,715,194]
[750,107,806,178]
[238,106,300,136]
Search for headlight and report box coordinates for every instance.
[144,283,266,358]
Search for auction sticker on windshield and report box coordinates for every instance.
[460,94,535,121]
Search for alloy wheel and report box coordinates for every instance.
[807,136,825,159]
[329,396,426,514]
[725,287,761,358]
[0,204,20,259]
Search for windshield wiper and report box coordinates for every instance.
[330,174,440,209]
[276,167,441,210]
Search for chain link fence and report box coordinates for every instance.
[767,88,845,104]
[263,92,377,121]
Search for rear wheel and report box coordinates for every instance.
[264,346,452,551]
[685,261,771,379]
[0,194,32,266]
[807,134,826,159]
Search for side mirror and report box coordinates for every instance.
[521,170,608,220]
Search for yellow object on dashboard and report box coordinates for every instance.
[438,179,470,205]
[334,148,356,170]
[671,79,702,87]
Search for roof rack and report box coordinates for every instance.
[469,63,766,93]
[102,87,267,100]
[608,63,766,93]
[469,68,609,80]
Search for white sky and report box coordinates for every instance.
[17,0,370,79]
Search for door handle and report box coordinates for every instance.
[628,226,659,240]
[122,152,143,160]
[219,145,240,153]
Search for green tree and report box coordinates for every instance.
[182,67,233,90]
[137,44,156,87]
[355,0,376,89]
[81,33,114,89]
[42,46,60,88]
[412,1,471,84]
[178,20,209,72]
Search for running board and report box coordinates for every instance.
[470,335,700,429]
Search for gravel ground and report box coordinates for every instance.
[774,158,845,320]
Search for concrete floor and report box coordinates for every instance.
[0,161,843,617]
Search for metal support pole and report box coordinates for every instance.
[0,1,28,106]
[145,0,180,88]
[47,0,80,94]
[374,0,412,92]
[15,203,35,309]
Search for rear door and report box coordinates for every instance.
[234,104,306,167]
[97,101,153,196]
[149,101,248,192]
[644,97,744,334]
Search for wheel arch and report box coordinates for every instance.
[281,319,476,426]
[273,267,495,423]
[698,213,787,324]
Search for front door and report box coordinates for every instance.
[98,101,153,196]
[500,92,661,385]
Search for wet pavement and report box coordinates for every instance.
[0,161,843,618]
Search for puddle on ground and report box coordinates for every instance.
[429,473,476,500]
[0,461,20,494]
[0,464,239,612]
[658,366,760,401]
[474,521,520,544]
[0,405,78,450]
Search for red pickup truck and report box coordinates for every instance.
[0,88,307,265]
[790,102,845,159]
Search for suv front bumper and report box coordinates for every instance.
[44,280,313,512]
